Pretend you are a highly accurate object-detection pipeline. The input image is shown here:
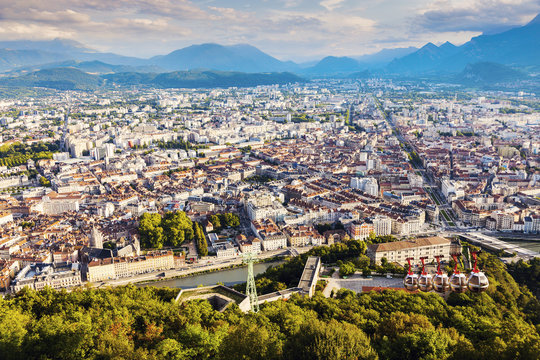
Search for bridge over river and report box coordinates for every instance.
[457,231,539,260]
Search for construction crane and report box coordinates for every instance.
[243,252,259,313]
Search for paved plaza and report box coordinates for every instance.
[322,273,404,297]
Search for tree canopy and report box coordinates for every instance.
[0,242,538,359]
[138,211,193,249]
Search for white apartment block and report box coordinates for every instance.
[238,238,262,254]
[367,236,452,266]
[261,235,287,251]
[350,177,379,197]
[215,243,239,258]
[524,215,540,234]
[441,179,465,201]
[370,215,392,236]
[11,264,82,292]
[87,251,174,282]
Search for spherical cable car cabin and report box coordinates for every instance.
[449,253,468,293]
[432,255,449,293]
[403,257,418,291]
[418,257,433,292]
[468,251,489,293]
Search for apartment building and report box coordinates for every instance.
[237,236,262,254]
[11,263,82,292]
[347,221,374,240]
[524,215,540,234]
[367,236,452,266]
[251,218,287,251]
[283,225,323,247]
[87,251,174,282]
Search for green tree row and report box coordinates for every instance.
[193,222,208,256]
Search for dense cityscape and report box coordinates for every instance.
[0,81,538,293]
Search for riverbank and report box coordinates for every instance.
[144,260,286,289]
[94,247,302,289]
[136,256,286,288]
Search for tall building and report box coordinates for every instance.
[90,226,103,249]
[350,177,379,197]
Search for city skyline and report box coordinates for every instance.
[0,0,538,61]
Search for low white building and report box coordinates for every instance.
[215,243,239,258]
[441,179,465,201]
[367,236,452,266]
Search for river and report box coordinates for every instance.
[504,240,540,253]
[140,261,284,289]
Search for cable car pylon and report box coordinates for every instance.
[243,252,259,313]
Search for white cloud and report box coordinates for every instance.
[320,0,345,11]
[415,0,540,32]
[0,21,74,39]
[0,0,537,59]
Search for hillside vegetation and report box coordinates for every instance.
[0,247,538,360]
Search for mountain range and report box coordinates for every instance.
[0,13,538,88]
[387,14,540,75]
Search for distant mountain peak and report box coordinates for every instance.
[440,41,456,49]
[527,13,540,26]
[421,42,438,50]
[387,14,540,75]
[152,43,296,73]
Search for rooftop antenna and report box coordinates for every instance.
[243,252,259,313]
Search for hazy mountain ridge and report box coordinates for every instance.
[0,13,538,81]
[0,67,305,90]
[354,47,418,66]
[0,48,68,72]
[8,60,163,76]
[302,56,364,75]
[0,40,418,75]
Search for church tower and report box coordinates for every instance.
[90,226,103,249]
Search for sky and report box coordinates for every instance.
[0,0,538,61]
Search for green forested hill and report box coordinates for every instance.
[0,67,305,91]
[4,68,104,90]
[0,250,538,360]
[104,70,305,88]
